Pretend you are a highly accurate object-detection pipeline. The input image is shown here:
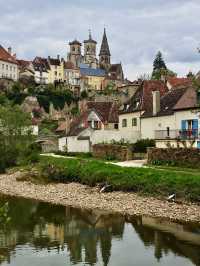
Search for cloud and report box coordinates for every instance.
[1,0,200,79]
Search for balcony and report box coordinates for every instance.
[155,129,199,140]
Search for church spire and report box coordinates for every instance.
[99,28,111,56]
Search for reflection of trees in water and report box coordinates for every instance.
[131,216,200,266]
[0,197,200,266]
[64,208,125,266]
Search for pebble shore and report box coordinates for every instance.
[0,172,200,224]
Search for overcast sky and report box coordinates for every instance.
[1,0,200,80]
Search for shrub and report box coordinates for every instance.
[133,139,155,153]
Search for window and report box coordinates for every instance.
[114,123,118,129]
[132,118,137,127]
[55,71,57,76]
[94,121,99,129]
[122,119,127,128]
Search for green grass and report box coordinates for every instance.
[38,156,200,201]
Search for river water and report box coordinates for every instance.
[0,196,199,266]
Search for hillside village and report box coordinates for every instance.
[1,29,200,157]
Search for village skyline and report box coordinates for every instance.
[1,0,200,79]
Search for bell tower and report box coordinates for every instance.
[68,39,82,67]
[84,30,97,68]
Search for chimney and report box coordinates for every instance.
[8,47,12,54]
[57,54,60,60]
[152,90,160,116]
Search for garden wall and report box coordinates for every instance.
[92,144,132,161]
[148,148,200,167]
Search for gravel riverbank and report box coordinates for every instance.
[0,172,200,224]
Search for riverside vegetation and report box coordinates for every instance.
[35,156,200,202]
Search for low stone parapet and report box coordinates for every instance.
[148,147,200,167]
[92,144,132,161]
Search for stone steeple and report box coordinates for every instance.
[99,28,111,57]
[99,28,111,70]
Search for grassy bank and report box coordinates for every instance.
[37,156,200,201]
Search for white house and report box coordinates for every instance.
[141,86,200,148]
[0,45,19,81]
[119,80,168,143]
[58,101,120,152]
[32,57,50,85]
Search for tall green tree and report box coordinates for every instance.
[0,104,38,172]
[152,51,176,80]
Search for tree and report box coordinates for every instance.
[0,104,38,172]
[152,51,176,80]
[152,51,167,80]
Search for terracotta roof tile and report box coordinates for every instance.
[0,45,18,65]
[167,77,192,88]
[120,80,168,114]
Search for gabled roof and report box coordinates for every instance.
[0,45,18,65]
[167,77,192,88]
[80,67,106,77]
[99,28,111,56]
[87,102,119,123]
[48,57,60,66]
[120,80,168,114]
[142,86,197,118]
[67,102,118,136]
[33,57,50,72]
[17,59,32,69]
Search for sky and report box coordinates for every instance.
[1,0,200,80]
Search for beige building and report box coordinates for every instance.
[0,45,19,81]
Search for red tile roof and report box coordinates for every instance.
[167,77,192,88]
[0,45,18,65]
[67,102,119,136]
[17,59,31,68]
[64,61,74,69]
[87,102,119,123]
[142,86,197,118]
[120,80,168,114]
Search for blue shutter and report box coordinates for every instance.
[192,119,198,138]
[181,120,187,130]
[192,119,198,130]
[197,141,200,149]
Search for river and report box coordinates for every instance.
[0,196,199,266]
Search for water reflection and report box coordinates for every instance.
[0,196,199,266]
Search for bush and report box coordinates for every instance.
[133,139,155,153]
[38,156,200,201]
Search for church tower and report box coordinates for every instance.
[99,28,111,71]
[68,40,82,68]
[84,30,98,68]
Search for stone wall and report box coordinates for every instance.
[92,144,132,161]
[148,148,200,167]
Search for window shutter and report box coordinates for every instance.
[192,119,198,130]
[181,120,187,130]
